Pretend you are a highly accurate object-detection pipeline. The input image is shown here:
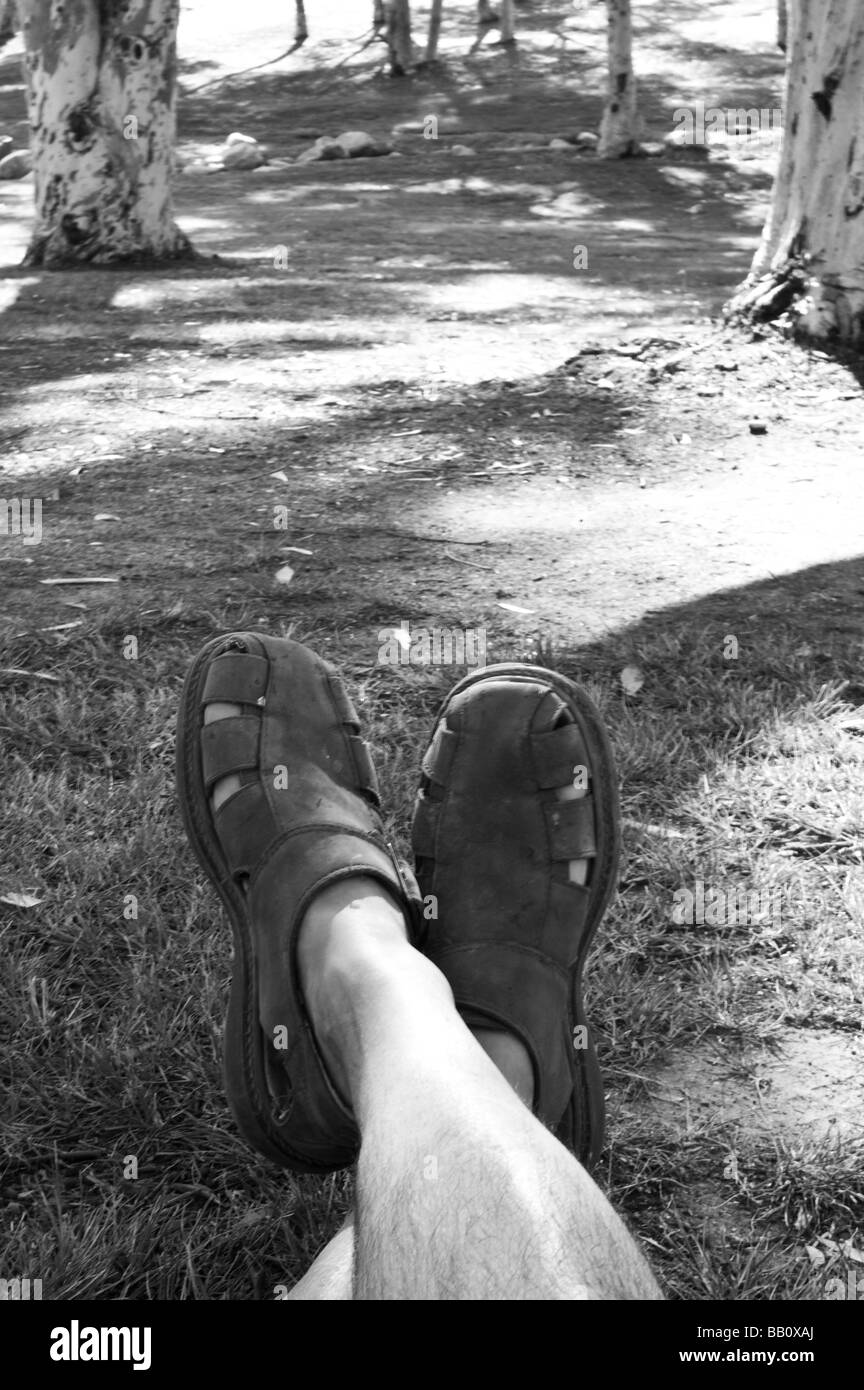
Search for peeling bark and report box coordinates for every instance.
[18,0,191,267]
[727,0,864,345]
[598,0,639,158]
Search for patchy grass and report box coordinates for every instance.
[1,564,861,1299]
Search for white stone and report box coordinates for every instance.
[221,142,266,170]
[335,130,391,157]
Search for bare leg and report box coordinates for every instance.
[286,1211,355,1301]
[205,700,652,1301]
[284,1028,532,1301]
[292,881,662,1301]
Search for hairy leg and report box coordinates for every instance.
[294,881,661,1302]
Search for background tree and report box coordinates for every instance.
[292,0,309,50]
[598,0,639,157]
[777,0,788,51]
[425,0,443,64]
[727,0,864,344]
[385,0,412,75]
[17,0,190,267]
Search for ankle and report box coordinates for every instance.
[296,877,412,1102]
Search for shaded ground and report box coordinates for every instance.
[0,1,862,1301]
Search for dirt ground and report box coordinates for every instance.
[1,0,862,1295]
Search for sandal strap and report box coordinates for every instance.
[201,715,261,788]
[530,725,590,788]
[544,798,597,860]
[202,651,269,706]
[198,679,379,806]
[344,733,380,805]
[421,724,458,786]
[421,721,592,795]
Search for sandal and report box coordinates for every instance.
[175,631,422,1173]
[411,663,620,1168]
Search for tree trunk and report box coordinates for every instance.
[385,0,412,75]
[425,0,442,63]
[726,0,864,345]
[18,0,191,267]
[598,0,639,157]
[293,0,308,50]
[476,0,496,31]
[498,0,515,44]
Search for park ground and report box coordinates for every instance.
[0,1,862,1299]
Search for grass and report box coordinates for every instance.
[1,568,862,1300]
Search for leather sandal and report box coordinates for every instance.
[411,663,620,1168]
[175,631,422,1174]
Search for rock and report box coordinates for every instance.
[451,144,476,157]
[549,137,574,150]
[296,136,348,163]
[295,131,392,162]
[639,141,665,157]
[575,131,598,147]
[221,140,266,170]
[748,418,768,435]
[0,149,33,179]
[335,130,389,157]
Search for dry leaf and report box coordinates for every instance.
[39,577,119,586]
[93,513,121,522]
[496,601,535,615]
[380,626,411,652]
[620,664,644,694]
[279,546,313,556]
[805,1245,825,1268]
[0,891,42,908]
[274,565,294,585]
[270,470,290,483]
